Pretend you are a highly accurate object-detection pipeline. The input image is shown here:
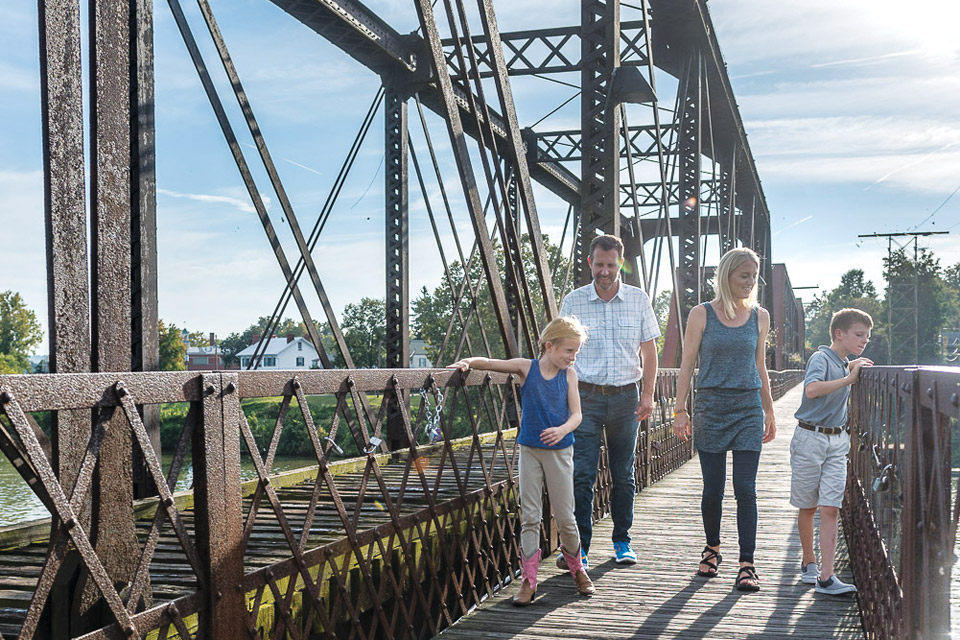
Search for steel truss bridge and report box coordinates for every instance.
[0,0,957,638]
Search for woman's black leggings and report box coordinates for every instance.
[698,449,761,563]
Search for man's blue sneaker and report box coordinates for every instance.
[555,546,588,570]
[614,541,637,564]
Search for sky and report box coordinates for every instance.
[1,0,959,356]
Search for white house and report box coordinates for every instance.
[409,339,433,368]
[235,335,321,370]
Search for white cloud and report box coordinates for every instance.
[157,187,275,215]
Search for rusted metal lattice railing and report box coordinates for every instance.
[0,367,803,639]
[845,366,960,640]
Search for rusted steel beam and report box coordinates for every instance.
[88,0,140,621]
[578,0,621,282]
[129,0,161,501]
[193,374,245,638]
[38,0,92,531]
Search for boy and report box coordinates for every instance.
[790,308,873,596]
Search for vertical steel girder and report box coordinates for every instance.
[579,0,620,283]
[130,0,161,501]
[676,53,702,324]
[88,0,140,615]
[39,0,91,498]
[384,89,409,371]
[384,88,410,448]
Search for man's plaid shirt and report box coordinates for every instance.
[559,281,660,387]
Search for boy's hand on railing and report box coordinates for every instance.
[847,358,874,383]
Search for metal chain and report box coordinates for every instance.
[418,386,445,444]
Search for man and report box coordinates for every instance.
[557,234,660,568]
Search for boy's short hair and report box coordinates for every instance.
[829,308,873,339]
[539,316,588,354]
[588,234,624,259]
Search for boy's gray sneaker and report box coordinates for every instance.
[800,562,818,585]
[815,575,857,595]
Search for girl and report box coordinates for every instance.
[448,316,595,605]
[672,247,776,592]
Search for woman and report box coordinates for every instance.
[673,247,776,592]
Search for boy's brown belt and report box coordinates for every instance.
[798,421,845,436]
[579,381,638,395]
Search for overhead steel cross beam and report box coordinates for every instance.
[268,0,581,205]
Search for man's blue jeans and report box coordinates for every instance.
[573,386,639,552]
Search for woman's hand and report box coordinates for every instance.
[673,411,691,440]
[762,410,777,443]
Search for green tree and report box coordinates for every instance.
[0,291,43,374]
[412,234,570,365]
[652,290,672,353]
[341,297,386,368]
[158,320,186,371]
[884,248,957,364]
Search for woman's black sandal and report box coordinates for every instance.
[735,565,760,592]
[696,546,722,578]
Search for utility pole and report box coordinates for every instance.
[857,230,949,365]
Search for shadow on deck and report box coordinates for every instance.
[435,384,864,640]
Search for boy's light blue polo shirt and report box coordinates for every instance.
[794,346,850,428]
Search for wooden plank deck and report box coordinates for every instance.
[436,383,865,639]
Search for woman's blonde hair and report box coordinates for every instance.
[714,247,760,320]
[538,316,588,354]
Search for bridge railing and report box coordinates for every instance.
[0,367,802,639]
[845,365,960,640]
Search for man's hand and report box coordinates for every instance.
[635,392,654,421]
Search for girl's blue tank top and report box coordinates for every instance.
[518,359,574,449]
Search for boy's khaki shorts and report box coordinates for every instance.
[789,426,850,509]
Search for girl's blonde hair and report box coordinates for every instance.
[714,247,760,320]
[538,316,588,354]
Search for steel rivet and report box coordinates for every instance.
[205,384,216,396]
[266,570,273,580]
[116,384,128,397]
[216,590,223,600]
[293,380,302,389]
[237,583,244,592]
[166,602,179,616]
[64,517,76,530]
[0,391,12,403]
[347,378,355,387]
[225,381,236,393]
[164,496,174,507]
[926,387,934,398]
[124,625,135,636]
[263,477,271,486]
[952,393,959,407]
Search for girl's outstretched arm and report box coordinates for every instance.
[447,357,531,382]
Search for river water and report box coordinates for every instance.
[0,454,318,527]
